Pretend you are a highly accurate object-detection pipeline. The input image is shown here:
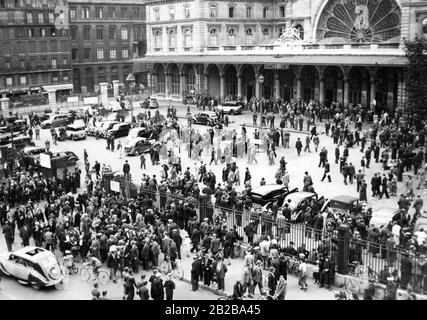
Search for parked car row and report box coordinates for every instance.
[248,184,419,231]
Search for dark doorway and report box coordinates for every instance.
[264,86,271,98]
[282,86,292,102]
[246,85,253,99]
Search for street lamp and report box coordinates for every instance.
[258,74,264,128]
[126,73,136,125]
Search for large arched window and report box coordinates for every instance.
[263,7,268,19]
[170,66,180,94]
[154,30,161,48]
[263,28,270,41]
[168,29,176,47]
[423,18,427,41]
[295,24,304,40]
[245,28,253,44]
[186,67,196,93]
[183,29,191,47]
[228,28,235,45]
[229,6,234,18]
[209,28,217,46]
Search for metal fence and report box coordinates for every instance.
[135,188,426,293]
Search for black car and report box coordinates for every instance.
[249,184,299,207]
[191,112,218,126]
[141,98,159,109]
[124,138,159,156]
[108,123,131,138]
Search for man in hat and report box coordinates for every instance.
[150,271,164,300]
[164,273,176,300]
[191,255,201,291]
[213,255,227,292]
[137,279,150,300]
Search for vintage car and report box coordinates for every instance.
[49,148,79,162]
[249,184,298,207]
[66,121,87,140]
[191,112,218,126]
[23,146,47,160]
[124,137,159,156]
[321,195,360,215]
[0,246,64,289]
[369,207,403,229]
[141,97,159,109]
[41,114,71,129]
[215,101,244,115]
[106,122,131,139]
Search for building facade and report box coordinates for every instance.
[69,0,146,94]
[0,0,72,105]
[134,0,427,112]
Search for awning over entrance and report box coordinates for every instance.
[42,84,73,91]
[133,54,407,68]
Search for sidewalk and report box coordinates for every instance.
[177,252,336,300]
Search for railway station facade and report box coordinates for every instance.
[133,0,427,112]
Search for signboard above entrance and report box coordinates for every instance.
[264,64,290,70]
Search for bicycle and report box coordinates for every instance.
[62,261,79,275]
[159,259,184,280]
[286,257,301,277]
[79,262,110,285]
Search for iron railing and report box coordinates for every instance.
[135,188,426,293]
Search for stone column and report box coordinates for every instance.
[344,78,349,107]
[146,73,152,97]
[319,77,325,105]
[255,76,260,99]
[179,73,186,99]
[237,75,242,97]
[370,77,376,112]
[99,82,108,106]
[361,79,368,105]
[112,80,119,97]
[47,89,56,107]
[165,73,171,97]
[296,77,302,99]
[274,72,280,98]
[219,72,225,98]
[0,97,10,112]
[203,73,208,96]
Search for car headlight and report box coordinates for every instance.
[49,266,61,280]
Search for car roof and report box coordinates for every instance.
[67,123,85,128]
[285,192,316,201]
[13,246,51,261]
[23,146,45,152]
[251,184,287,196]
[112,122,130,129]
[373,207,400,215]
[330,195,358,204]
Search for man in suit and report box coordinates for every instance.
[213,256,228,292]
[123,160,130,179]
[210,233,221,256]
[267,266,277,296]
[321,161,331,182]
[3,221,14,252]
[191,255,201,291]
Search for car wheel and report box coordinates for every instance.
[29,277,42,290]
[229,110,234,115]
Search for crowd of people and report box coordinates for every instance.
[1,94,427,300]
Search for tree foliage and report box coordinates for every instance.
[404,38,427,126]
